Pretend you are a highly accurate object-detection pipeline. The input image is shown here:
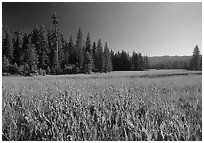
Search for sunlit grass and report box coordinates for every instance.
[2,70,202,141]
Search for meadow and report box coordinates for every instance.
[2,70,202,141]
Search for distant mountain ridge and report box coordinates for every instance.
[149,55,191,66]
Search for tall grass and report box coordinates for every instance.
[2,71,202,141]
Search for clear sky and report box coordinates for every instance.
[2,2,202,56]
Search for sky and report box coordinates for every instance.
[2,2,202,56]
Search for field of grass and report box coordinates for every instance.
[2,70,202,141]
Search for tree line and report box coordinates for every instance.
[150,45,202,71]
[2,25,150,76]
[150,60,189,70]
[111,51,149,71]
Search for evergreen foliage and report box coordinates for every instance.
[96,39,105,72]
[83,51,92,74]
[104,42,112,72]
[2,55,10,73]
[46,66,51,75]
[38,68,43,75]
[13,31,23,66]
[76,28,84,71]
[2,28,13,63]
[37,25,49,70]
[189,45,201,71]
[3,14,201,76]
[68,36,77,65]
[92,42,98,72]
[10,63,19,74]
[2,24,156,76]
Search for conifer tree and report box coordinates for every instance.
[46,66,51,74]
[92,42,97,72]
[97,39,105,72]
[86,33,92,53]
[51,13,61,74]
[47,29,55,69]
[85,33,93,69]
[21,33,30,65]
[28,45,38,71]
[13,31,23,66]
[83,51,92,74]
[68,36,77,65]
[38,68,43,76]
[2,55,10,73]
[132,52,138,70]
[64,40,69,66]
[199,55,202,70]
[120,51,131,71]
[47,29,61,73]
[104,42,112,72]
[24,35,38,71]
[137,53,144,71]
[38,25,49,69]
[58,34,65,69]
[76,28,84,71]
[190,45,201,71]
[143,55,150,70]
[2,29,13,63]
[32,25,49,70]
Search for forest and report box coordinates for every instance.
[2,24,151,76]
[2,14,201,76]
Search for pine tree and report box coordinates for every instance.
[76,28,84,71]
[47,29,61,73]
[132,52,138,70]
[58,34,65,69]
[47,29,55,69]
[120,51,131,71]
[138,53,144,71]
[110,50,116,71]
[96,39,105,72]
[144,55,150,70]
[2,55,10,73]
[83,51,92,74]
[92,42,97,72]
[51,13,61,74]
[68,36,77,65]
[199,55,202,70]
[46,66,51,74]
[2,29,13,63]
[143,55,150,70]
[104,42,112,72]
[38,68,43,76]
[85,33,93,70]
[21,33,30,65]
[86,33,92,53]
[190,45,201,71]
[32,25,49,70]
[38,25,49,69]
[13,31,23,66]
[31,25,40,48]
[64,40,69,66]
[24,36,38,71]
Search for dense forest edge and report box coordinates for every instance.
[2,15,202,76]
